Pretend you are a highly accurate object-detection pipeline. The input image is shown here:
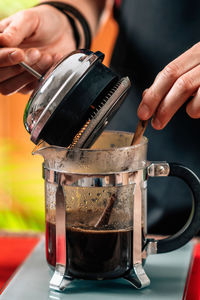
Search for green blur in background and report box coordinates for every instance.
[0,141,44,232]
[0,0,38,19]
[0,0,45,233]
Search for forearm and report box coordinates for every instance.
[39,0,107,37]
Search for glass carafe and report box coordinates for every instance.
[33,130,200,291]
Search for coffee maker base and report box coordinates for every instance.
[49,268,74,292]
[124,264,150,289]
[49,264,150,291]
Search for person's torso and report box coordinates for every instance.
[112,0,200,89]
[108,0,200,234]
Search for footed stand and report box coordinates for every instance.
[124,264,150,289]
[49,181,73,291]
[49,268,73,291]
[49,264,150,292]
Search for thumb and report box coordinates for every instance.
[0,10,39,47]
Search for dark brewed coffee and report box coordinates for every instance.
[46,210,133,279]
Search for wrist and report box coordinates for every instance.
[32,4,77,49]
[37,2,91,49]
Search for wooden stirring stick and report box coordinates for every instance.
[94,194,116,228]
[131,119,149,146]
[94,119,149,229]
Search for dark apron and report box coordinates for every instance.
[108,0,200,234]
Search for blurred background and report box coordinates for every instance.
[0,0,118,231]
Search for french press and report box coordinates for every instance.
[23,50,200,291]
[23,49,130,148]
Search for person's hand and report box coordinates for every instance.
[0,4,76,95]
[137,42,200,129]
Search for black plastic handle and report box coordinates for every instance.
[155,162,200,254]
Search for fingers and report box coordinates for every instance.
[18,81,40,95]
[0,65,24,83]
[34,53,53,75]
[151,64,200,129]
[0,10,39,47]
[0,47,41,67]
[0,18,11,32]
[186,88,200,119]
[0,48,25,67]
[0,53,53,95]
[0,48,41,82]
[137,42,200,128]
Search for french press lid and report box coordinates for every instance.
[24,49,131,148]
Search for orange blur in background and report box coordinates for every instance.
[0,11,118,231]
[0,9,119,291]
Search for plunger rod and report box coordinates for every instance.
[19,62,43,80]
